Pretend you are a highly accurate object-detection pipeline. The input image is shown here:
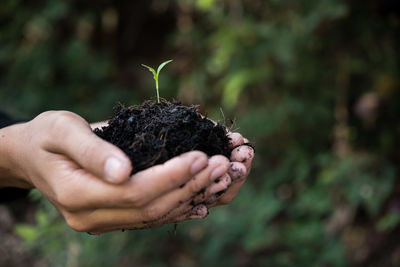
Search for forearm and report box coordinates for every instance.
[0,123,32,189]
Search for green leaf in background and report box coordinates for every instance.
[377,212,400,232]
[14,224,38,245]
[2,0,400,266]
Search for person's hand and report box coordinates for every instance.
[134,131,254,228]
[0,111,231,233]
[212,132,254,206]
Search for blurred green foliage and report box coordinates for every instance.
[2,0,400,266]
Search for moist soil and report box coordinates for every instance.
[94,100,232,175]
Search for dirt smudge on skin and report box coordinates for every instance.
[228,162,245,180]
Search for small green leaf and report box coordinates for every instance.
[141,60,173,103]
[377,212,400,232]
[141,64,157,78]
[14,224,38,244]
[36,210,48,227]
[156,60,173,76]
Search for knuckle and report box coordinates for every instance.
[161,162,186,184]
[124,192,146,207]
[51,111,76,127]
[46,112,72,140]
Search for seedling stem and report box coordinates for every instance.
[141,60,173,103]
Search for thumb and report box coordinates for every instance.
[46,112,132,184]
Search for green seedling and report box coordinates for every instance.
[141,60,173,103]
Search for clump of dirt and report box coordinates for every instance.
[94,99,231,175]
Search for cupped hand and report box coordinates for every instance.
[136,131,254,228]
[0,111,231,233]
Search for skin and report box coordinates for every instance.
[0,111,254,234]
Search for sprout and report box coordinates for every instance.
[141,60,173,103]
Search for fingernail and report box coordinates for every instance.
[210,166,227,181]
[227,132,243,148]
[104,157,125,183]
[190,156,208,175]
[230,146,254,163]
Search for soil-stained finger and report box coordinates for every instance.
[230,145,254,170]
[191,173,232,206]
[140,155,229,218]
[145,204,209,228]
[82,155,229,231]
[163,204,209,225]
[228,162,247,181]
[124,151,208,206]
[227,132,244,148]
[55,151,209,211]
[191,166,232,205]
[209,174,231,194]
[209,179,246,207]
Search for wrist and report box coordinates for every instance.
[0,123,33,189]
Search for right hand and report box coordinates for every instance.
[133,132,254,229]
[0,111,230,233]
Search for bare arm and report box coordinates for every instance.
[0,111,229,233]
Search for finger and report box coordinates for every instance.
[209,179,246,208]
[126,151,208,206]
[199,174,232,206]
[139,155,229,221]
[144,204,209,228]
[209,174,232,195]
[149,172,230,225]
[155,204,209,226]
[230,145,254,170]
[228,162,247,181]
[162,174,232,221]
[150,198,193,224]
[78,156,228,230]
[86,204,209,234]
[80,199,209,232]
[191,171,232,205]
[45,112,132,184]
[173,205,209,222]
[50,151,209,210]
[206,163,248,208]
[227,132,244,148]
[63,208,145,234]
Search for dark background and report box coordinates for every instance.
[1,0,400,266]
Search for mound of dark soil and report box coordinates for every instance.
[94,100,231,175]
